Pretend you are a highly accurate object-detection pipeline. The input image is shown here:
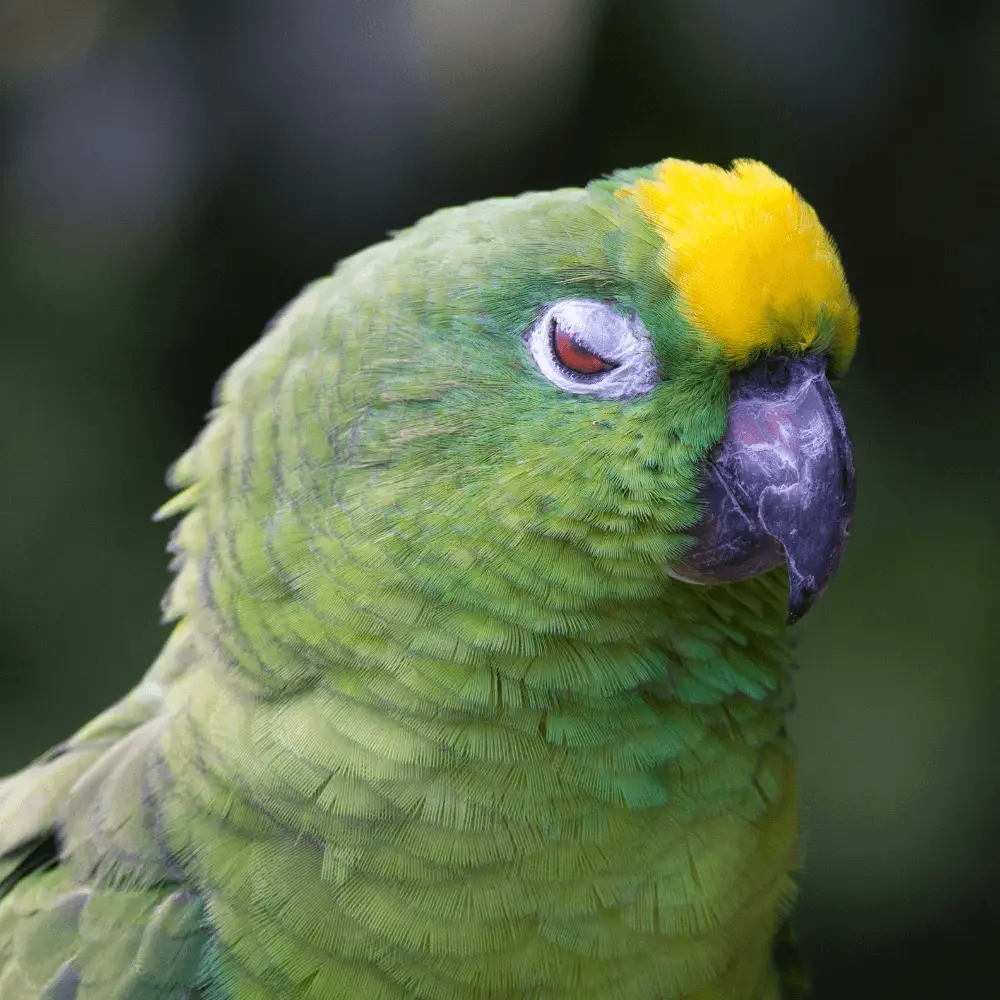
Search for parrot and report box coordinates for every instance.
[0,157,858,1000]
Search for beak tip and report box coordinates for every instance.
[786,577,820,625]
[785,603,808,626]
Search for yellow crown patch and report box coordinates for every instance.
[619,159,858,367]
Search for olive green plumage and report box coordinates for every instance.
[0,163,845,999]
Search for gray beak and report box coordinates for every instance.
[671,354,856,624]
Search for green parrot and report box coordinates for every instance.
[0,157,858,1000]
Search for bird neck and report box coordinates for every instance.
[160,571,799,1000]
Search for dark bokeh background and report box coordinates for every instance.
[2,1,998,996]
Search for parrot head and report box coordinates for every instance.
[164,157,857,680]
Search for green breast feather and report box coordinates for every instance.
[0,158,857,1000]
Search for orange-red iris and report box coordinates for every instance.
[553,330,613,374]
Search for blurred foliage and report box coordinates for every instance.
[1,1,998,997]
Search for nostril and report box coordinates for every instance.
[764,357,791,389]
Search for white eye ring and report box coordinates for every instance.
[523,299,659,400]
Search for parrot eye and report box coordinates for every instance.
[523,299,659,400]
[551,319,617,375]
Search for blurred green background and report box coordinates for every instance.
[1,1,997,996]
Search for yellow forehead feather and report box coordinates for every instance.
[619,159,858,366]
